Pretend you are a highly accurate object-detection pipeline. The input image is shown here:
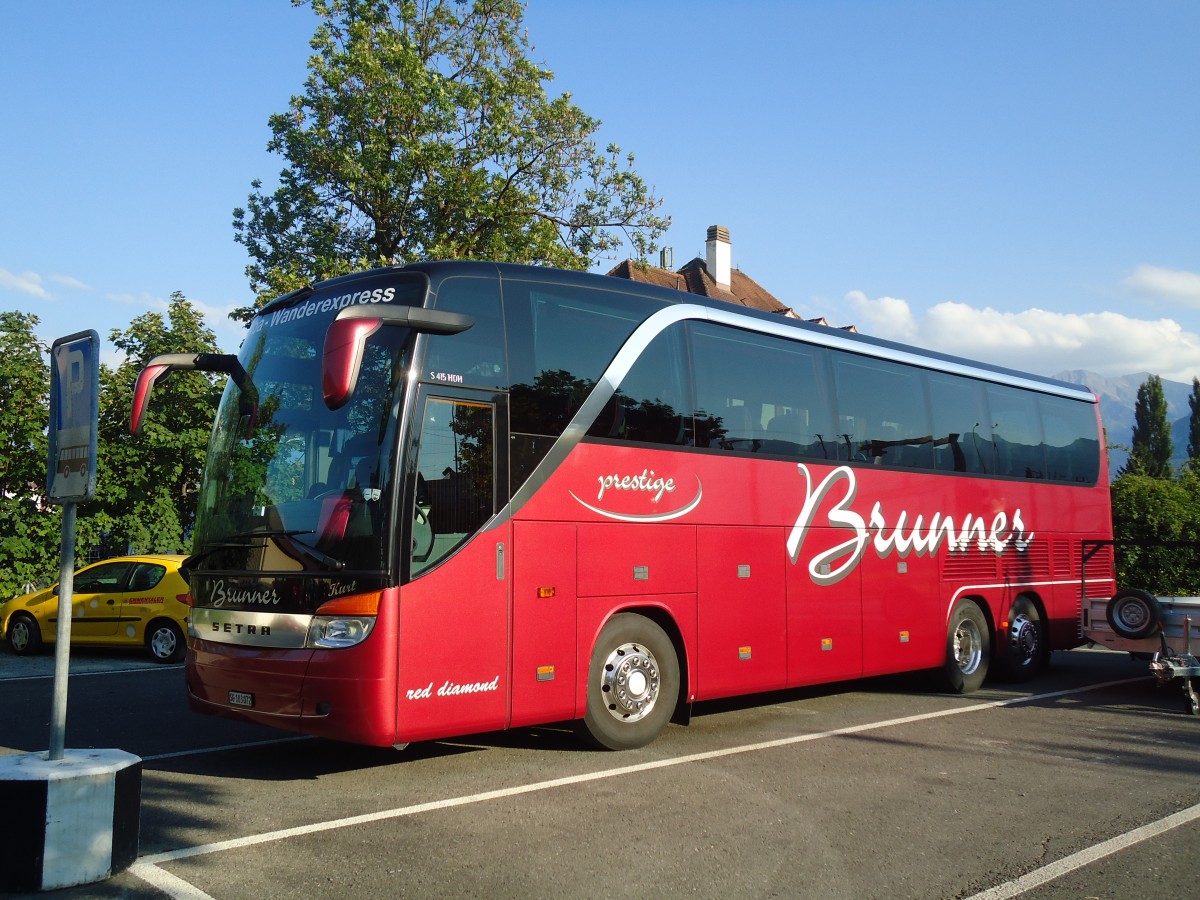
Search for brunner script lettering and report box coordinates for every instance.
[786,464,1034,586]
[208,579,281,608]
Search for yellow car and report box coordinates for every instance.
[0,554,190,663]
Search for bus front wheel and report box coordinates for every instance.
[580,613,680,751]
[942,600,989,694]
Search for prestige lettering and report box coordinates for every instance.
[596,469,676,503]
[787,464,1034,586]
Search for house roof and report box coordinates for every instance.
[606,258,795,317]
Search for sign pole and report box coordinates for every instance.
[0,328,142,893]
[48,500,77,761]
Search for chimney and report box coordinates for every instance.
[705,225,731,288]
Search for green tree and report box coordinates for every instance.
[1187,376,1200,472]
[232,0,669,317]
[0,312,61,595]
[1111,469,1200,594]
[1120,374,1173,478]
[87,292,223,555]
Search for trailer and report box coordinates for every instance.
[1081,540,1200,716]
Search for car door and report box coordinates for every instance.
[116,562,170,642]
[66,560,135,638]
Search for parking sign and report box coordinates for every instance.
[47,330,99,503]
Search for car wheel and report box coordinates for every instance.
[7,613,44,656]
[146,619,185,663]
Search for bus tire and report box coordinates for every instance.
[999,596,1046,682]
[1106,589,1161,640]
[7,613,43,656]
[580,613,680,751]
[146,619,185,663]
[942,600,989,694]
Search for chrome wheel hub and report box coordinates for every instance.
[600,641,660,723]
[1009,613,1040,665]
[954,618,983,675]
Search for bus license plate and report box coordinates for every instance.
[228,690,255,708]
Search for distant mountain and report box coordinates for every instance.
[1054,370,1195,475]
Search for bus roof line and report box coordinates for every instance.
[499,302,1094,526]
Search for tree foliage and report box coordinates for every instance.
[1187,376,1200,472]
[1120,374,1173,478]
[87,292,224,556]
[232,0,669,317]
[1111,469,1200,594]
[0,312,60,596]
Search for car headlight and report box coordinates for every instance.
[305,616,375,649]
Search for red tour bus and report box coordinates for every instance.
[131,262,1114,750]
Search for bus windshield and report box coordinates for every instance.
[190,275,421,582]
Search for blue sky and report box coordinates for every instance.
[3,1,1198,383]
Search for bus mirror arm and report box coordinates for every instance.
[130,353,258,436]
[323,305,474,410]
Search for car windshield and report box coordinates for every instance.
[190,275,423,578]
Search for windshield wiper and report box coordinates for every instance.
[182,529,346,577]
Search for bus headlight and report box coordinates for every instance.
[306,616,375,649]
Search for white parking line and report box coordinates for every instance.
[964,801,1200,900]
[131,678,1146,898]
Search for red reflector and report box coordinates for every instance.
[177,593,193,607]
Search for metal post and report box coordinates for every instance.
[48,501,77,761]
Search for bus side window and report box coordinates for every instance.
[690,322,833,459]
[427,276,507,389]
[588,325,691,446]
[987,385,1046,479]
[1040,395,1100,484]
[929,374,992,474]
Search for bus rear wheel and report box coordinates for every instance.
[941,600,989,694]
[580,613,679,750]
[999,597,1046,682]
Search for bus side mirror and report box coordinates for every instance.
[322,317,383,411]
[131,363,173,435]
[130,353,258,436]
[323,306,474,410]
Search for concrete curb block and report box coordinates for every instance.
[0,749,141,892]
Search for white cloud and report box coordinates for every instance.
[1123,264,1200,307]
[0,267,51,298]
[842,292,918,341]
[50,274,90,291]
[845,292,1200,383]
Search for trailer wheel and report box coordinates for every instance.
[941,600,989,694]
[580,613,679,750]
[999,597,1046,682]
[1106,589,1161,640]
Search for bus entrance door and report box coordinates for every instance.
[396,393,509,744]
